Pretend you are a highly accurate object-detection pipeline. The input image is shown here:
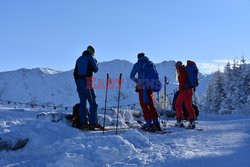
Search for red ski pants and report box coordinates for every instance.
[138,89,159,121]
[175,89,196,121]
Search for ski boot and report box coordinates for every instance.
[175,119,184,128]
[152,119,162,131]
[79,123,90,130]
[88,124,95,131]
[141,121,153,131]
[188,120,196,129]
[152,123,162,131]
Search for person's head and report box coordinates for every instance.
[175,61,183,75]
[137,52,145,59]
[175,61,182,68]
[87,45,95,55]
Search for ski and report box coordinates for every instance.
[167,124,203,131]
[125,121,172,134]
[137,120,172,134]
[79,126,129,132]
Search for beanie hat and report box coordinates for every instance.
[137,53,145,59]
[175,61,182,67]
[87,45,95,55]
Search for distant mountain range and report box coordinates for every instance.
[0,60,211,108]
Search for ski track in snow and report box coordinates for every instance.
[0,106,250,167]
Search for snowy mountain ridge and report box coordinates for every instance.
[0,60,209,108]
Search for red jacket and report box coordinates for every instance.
[177,65,187,90]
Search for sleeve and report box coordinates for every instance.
[178,72,187,90]
[130,64,138,83]
[90,57,98,73]
[73,63,78,83]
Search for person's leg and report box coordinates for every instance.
[77,80,88,126]
[147,89,159,121]
[182,103,189,120]
[184,89,196,121]
[146,89,161,130]
[87,88,98,127]
[175,90,185,120]
[138,89,151,122]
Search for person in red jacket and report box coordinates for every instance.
[175,61,196,128]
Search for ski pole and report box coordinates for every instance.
[103,74,109,134]
[115,73,122,135]
[164,76,167,110]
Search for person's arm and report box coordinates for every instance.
[130,64,138,83]
[89,57,98,73]
[178,69,187,90]
[73,63,78,83]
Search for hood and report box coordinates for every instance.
[138,56,149,62]
[82,50,93,56]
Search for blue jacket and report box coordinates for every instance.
[130,56,151,104]
[130,56,150,83]
[74,50,98,82]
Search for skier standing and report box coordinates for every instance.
[73,45,98,130]
[175,61,196,128]
[130,53,161,131]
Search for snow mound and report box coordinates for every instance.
[1,107,250,166]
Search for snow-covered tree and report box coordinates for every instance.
[201,70,225,113]
[235,58,250,112]
[219,62,234,113]
[201,59,250,114]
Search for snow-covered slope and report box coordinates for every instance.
[0,68,77,107]
[0,106,250,167]
[0,60,209,108]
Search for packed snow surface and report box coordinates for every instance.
[0,105,250,167]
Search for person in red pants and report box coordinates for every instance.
[175,61,196,128]
[130,53,161,131]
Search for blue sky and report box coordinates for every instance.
[0,0,249,74]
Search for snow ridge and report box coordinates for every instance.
[0,60,208,108]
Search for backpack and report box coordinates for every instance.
[72,103,82,128]
[65,103,103,129]
[66,103,90,128]
[185,61,199,88]
[141,61,162,92]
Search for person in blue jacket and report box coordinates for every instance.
[73,45,98,130]
[130,53,161,131]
